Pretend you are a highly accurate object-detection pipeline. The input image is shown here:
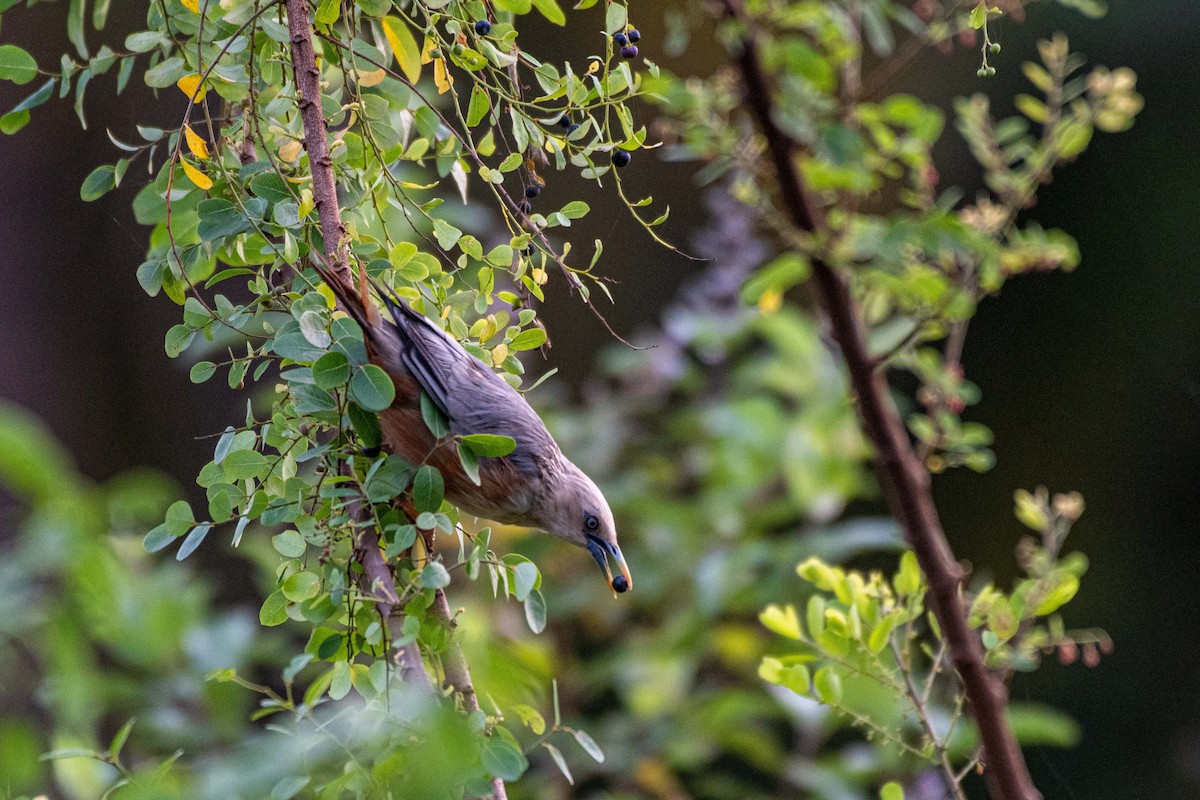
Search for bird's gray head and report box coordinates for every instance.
[534,461,631,595]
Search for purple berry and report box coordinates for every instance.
[610,149,631,168]
[612,575,629,593]
[627,29,641,43]
[524,185,541,198]
[614,32,628,46]
[566,123,580,135]
[620,44,638,59]
[475,19,491,35]
[517,200,533,214]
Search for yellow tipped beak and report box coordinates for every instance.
[611,545,632,594]
[586,536,632,597]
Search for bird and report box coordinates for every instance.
[317,262,632,595]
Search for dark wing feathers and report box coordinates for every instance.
[373,285,559,476]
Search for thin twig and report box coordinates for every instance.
[892,639,968,800]
[719,1,1040,797]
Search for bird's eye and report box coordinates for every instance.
[584,513,599,532]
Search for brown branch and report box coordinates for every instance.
[285,0,351,290]
[430,593,507,800]
[721,2,1039,798]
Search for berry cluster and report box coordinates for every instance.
[614,28,641,60]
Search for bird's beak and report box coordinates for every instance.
[585,535,633,597]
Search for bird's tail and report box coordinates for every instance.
[309,255,392,340]
[309,254,423,350]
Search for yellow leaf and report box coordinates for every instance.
[356,68,386,87]
[433,57,452,94]
[490,343,509,367]
[586,60,600,75]
[176,73,207,102]
[181,159,213,190]
[181,0,199,12]
[279,140,303,162]
[317,283,336,309]
[183,124,210,159]
[758,288,783,314]
[420,36,435,65]
[381,16,422,84]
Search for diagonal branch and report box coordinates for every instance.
[720,1,1039,798]
[284,4,504,797]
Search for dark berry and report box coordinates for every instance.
[362,444,381,458]
[610,148,631,168]
[612,575,629,593]
[566,123,580,135]
[627,29,641,43]
[475,19,492,35]
[557,114,572,128]
[620,44,638,59]
[517,200,533,214]
[524,185,541,198]
[614,32,628,46]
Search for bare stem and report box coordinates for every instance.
[720,1,1039,797]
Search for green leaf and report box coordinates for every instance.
[349,403,382,450]
[176,522,211,560]
[530,0,565,25]
[6,78,55,117]
[329,661,352,700]
[283,571,321,602]
[543,742,573,785]
[813,666,843,704]
[880,782,905,800]
[80,164,117,201]
[419,561,451,589]
[366,456,413,502]
[197,199,252,241]
[272,530,307,558]
[509,328,547,351]
[349,364,395,411]
[0,110,29,135]
[432,218,462,250]
[604,2,626,34]
[259,590,289,626]
[457,442,481,486]
[222,449,268,481]
[315,0,340,25]
[312,351,350,389]
[165,499,194,535]
[413,465,444,513]
[467,85,490,126]
[108,719,135,762]
[512,561,538,602]
[460,433,517,457]
[190,361,216,383]
[559,201,590,219]
[524,588,547,633]
[250,172,291,206]
[0,45,38,85]
[271,776,310,800]
[482,738,529,782]
[571,728,604,763]
[420,392,450,437]
[67,0,89,58]
[143,523,176,553]
[969,2,987,29]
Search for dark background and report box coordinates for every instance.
[2,1,1197,796]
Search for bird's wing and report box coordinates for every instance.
[377,290,559,477]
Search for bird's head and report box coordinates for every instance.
[536,462,632,596]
